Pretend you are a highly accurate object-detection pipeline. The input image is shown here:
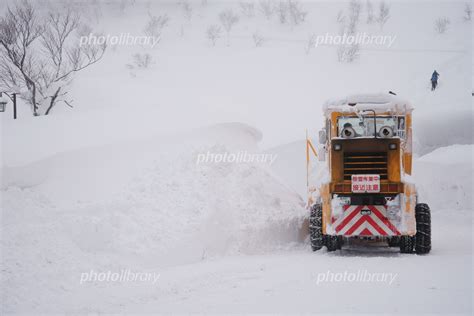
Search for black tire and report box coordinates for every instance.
[309,204,323,251]
[326,235,340,252]
[388,236,400,247]
[400,236,414,253]
[415,203,431,254]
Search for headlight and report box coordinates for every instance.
[334,143,342,151]
[379,126,394,138]
[389,143,397,150]
[341,127,356,138]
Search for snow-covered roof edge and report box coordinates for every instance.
[323,93,414,115]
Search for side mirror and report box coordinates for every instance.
[318,129,326,144]
[317,146,326,161]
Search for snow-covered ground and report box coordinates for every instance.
[1,0,472,314]
[2,125,472,314]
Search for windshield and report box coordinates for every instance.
[337,116,405,138]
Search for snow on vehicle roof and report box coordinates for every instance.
[323,93,413,115]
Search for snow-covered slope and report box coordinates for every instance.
[1,0,471,166]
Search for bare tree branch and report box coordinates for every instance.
[0,0,106,115]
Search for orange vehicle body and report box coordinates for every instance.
[307,95,417,238]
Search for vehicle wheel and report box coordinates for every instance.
[415,203,431,254]
[336,236,343,249]
[309,204,323,251]
[388,236,400,247]
[326,235,340,252]
[400,236,414,253]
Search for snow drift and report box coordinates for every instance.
[2,122,306,267]
[1,122,307,311]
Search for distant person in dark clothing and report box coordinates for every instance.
[431,70,440,91]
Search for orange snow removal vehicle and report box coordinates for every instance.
[306,93,431,254]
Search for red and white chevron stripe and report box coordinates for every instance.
[331,205,401,236]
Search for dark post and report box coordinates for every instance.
[12,93,17,119]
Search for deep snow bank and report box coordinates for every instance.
[1,122,307,311]
[2,123,306,269]
[413,144,473,210]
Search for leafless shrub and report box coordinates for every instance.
[177,1,192,37]
[276,1,288,24]
[434,17,450,33]
[131,53,153,68]
[239,1,255,18]
[366,0,374,24]
[347,0,361,34]
[336,0,361,63]
[252,31,265,47]
[183,2,193,20]
[337,1,360,36]
[259,0,275,20]
[288,0,307,26]
[207,24,222,46]
[377,1,390,29]
[337,44,360,62]
[180,0,193,21]
[0,1,106,115]
[305,33,316,54]
[219,9,239,46]
[143,13,169,40]
[464,3,472,21]
[336,10,345,24]
[119,0,135,13]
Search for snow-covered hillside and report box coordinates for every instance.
[1,0,471,165]
[1,0,472,314]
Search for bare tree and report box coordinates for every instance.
[366,0,374,24]
[252,31,265,47]
[259,0,275,20]
[144,12,169,40]
[239,1,255,18]
[288,0,307,26]
[464,3,472,21]
[0,1,106,115]
[219,9,239,46]
[434,17,450,34]
[181,0,193,21]
[336,0,361,63]
[347,0,361,34]
[377,1,390,29]
[276,1,288,24]
[206,24,222,46]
